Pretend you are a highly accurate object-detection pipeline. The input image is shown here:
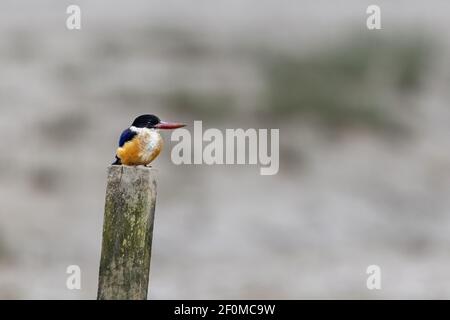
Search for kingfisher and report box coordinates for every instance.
[113,114,185,166]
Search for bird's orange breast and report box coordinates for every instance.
[116,130,163,166]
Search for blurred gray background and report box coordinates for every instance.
[1,0,450,299]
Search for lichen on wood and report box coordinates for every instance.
[97,165,157,300]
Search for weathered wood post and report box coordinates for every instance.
[97,165,157,300]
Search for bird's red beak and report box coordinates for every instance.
[154,121,186,129]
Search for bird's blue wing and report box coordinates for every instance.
[118,128,137,147]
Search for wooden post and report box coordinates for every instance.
[97,165,157,300]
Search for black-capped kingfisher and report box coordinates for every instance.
[113,114,185,166]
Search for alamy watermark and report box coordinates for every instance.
[66,265,81,290]
[366,5,381,30]
[170,121,279,176]
[366,265,381,290]
[66,5,81,30]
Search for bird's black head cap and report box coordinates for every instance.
[131,114,161,128]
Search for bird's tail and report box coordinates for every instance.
[112,156,122,165]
